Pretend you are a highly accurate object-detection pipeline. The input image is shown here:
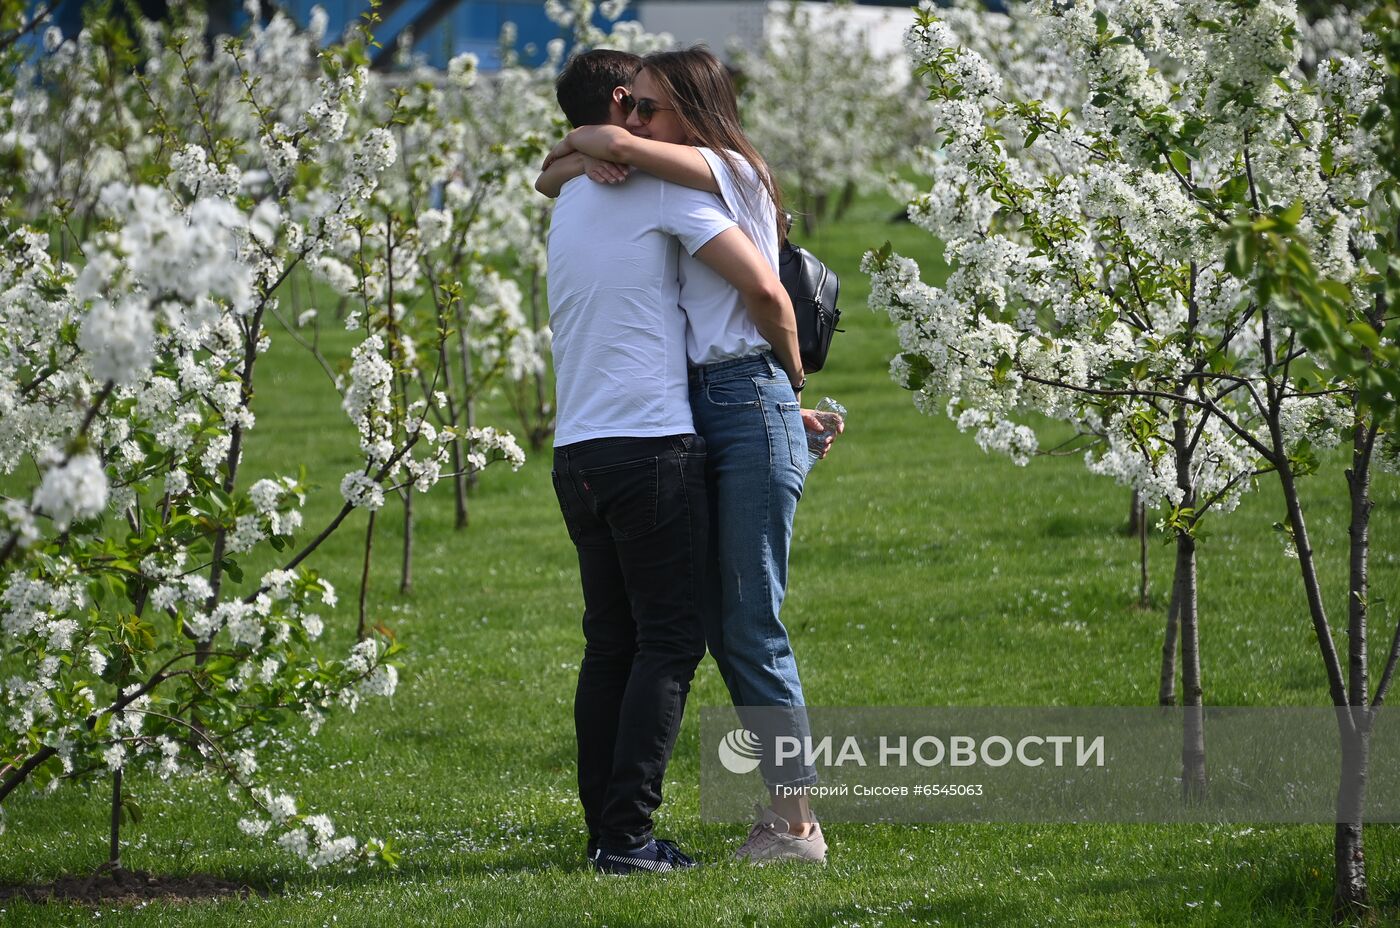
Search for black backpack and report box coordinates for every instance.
[778,239,842,374]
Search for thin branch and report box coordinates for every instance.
[0,648,227,803]
[1242,140,1262,216]
[122,707,242,781]
[1194,466,1274,520]
[0,0,58,53]
[1015,370,1277,461]
[1373,616,1400,709]
[268,303,339,388]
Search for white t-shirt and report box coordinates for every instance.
[547,173,736,447]
[678,148,780,366]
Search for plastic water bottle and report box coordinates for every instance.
[806,396,847,466]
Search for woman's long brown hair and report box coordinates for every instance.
[640,47,787,244]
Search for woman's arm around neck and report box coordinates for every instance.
[566,125,720,194]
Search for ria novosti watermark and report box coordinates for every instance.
[700,707,1400,823]
[720,730,1105,775]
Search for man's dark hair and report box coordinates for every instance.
[555,49,642,128]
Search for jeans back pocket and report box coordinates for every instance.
[576,456,660,541]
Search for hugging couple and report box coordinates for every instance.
[538,47,839,874]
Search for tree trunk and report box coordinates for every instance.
[357,510,376,641]
[1277,456,1351,706]
[109,768,122,871]
[834,179,857,220]
[1175,528,1206,800]
[1138,493,1150,609]
[384,213,415,597]
[198,302,268,666]
[1173,414,1206,800]
[1346,419,1375,709]
[465,396,479,490]
[1332,418,1379,924]
[1159,584,1179,707]
[453,310,481,492]
[400,490,413,595]
[434,333,468,530]
[449,428,469,529]
[1333,718,1372,924]
[1268,387,1369,919]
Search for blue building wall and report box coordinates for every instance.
[255,1,934,70]
[262,0,639,70]
[23,1,942,71]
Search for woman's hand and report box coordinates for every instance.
[801,408,843,460]
[583,155,632,185]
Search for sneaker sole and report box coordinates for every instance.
[590,856,697,875]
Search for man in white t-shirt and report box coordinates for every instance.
[545,49,800,876]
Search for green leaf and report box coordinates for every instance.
[1348,321,1382,350]
[1219,175,1248,205]
[1226,233,1250,277]
[899,353,935,391]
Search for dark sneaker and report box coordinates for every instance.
[590,838,698,874]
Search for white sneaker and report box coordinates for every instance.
[733,805,827,864]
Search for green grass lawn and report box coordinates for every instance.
[2,190,1398,927]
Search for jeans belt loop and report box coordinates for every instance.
[763,352,778,378]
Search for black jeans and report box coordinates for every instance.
[552,434,708,850]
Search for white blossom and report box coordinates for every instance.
[33,453,108,530]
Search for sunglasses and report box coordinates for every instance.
[621,93,674,125]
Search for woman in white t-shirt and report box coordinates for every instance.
[540,47,834,864]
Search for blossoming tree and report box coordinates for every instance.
[867,0,1393,916]
[0,1,523,877]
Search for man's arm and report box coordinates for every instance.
[692,228,803,387]
[535,152,586,197]
[535,152,632,198]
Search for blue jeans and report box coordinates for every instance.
[689,352,818,789]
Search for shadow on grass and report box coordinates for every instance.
[1074,855,1400,928]
[1040,512,1110,539]
[0,866,277,906]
